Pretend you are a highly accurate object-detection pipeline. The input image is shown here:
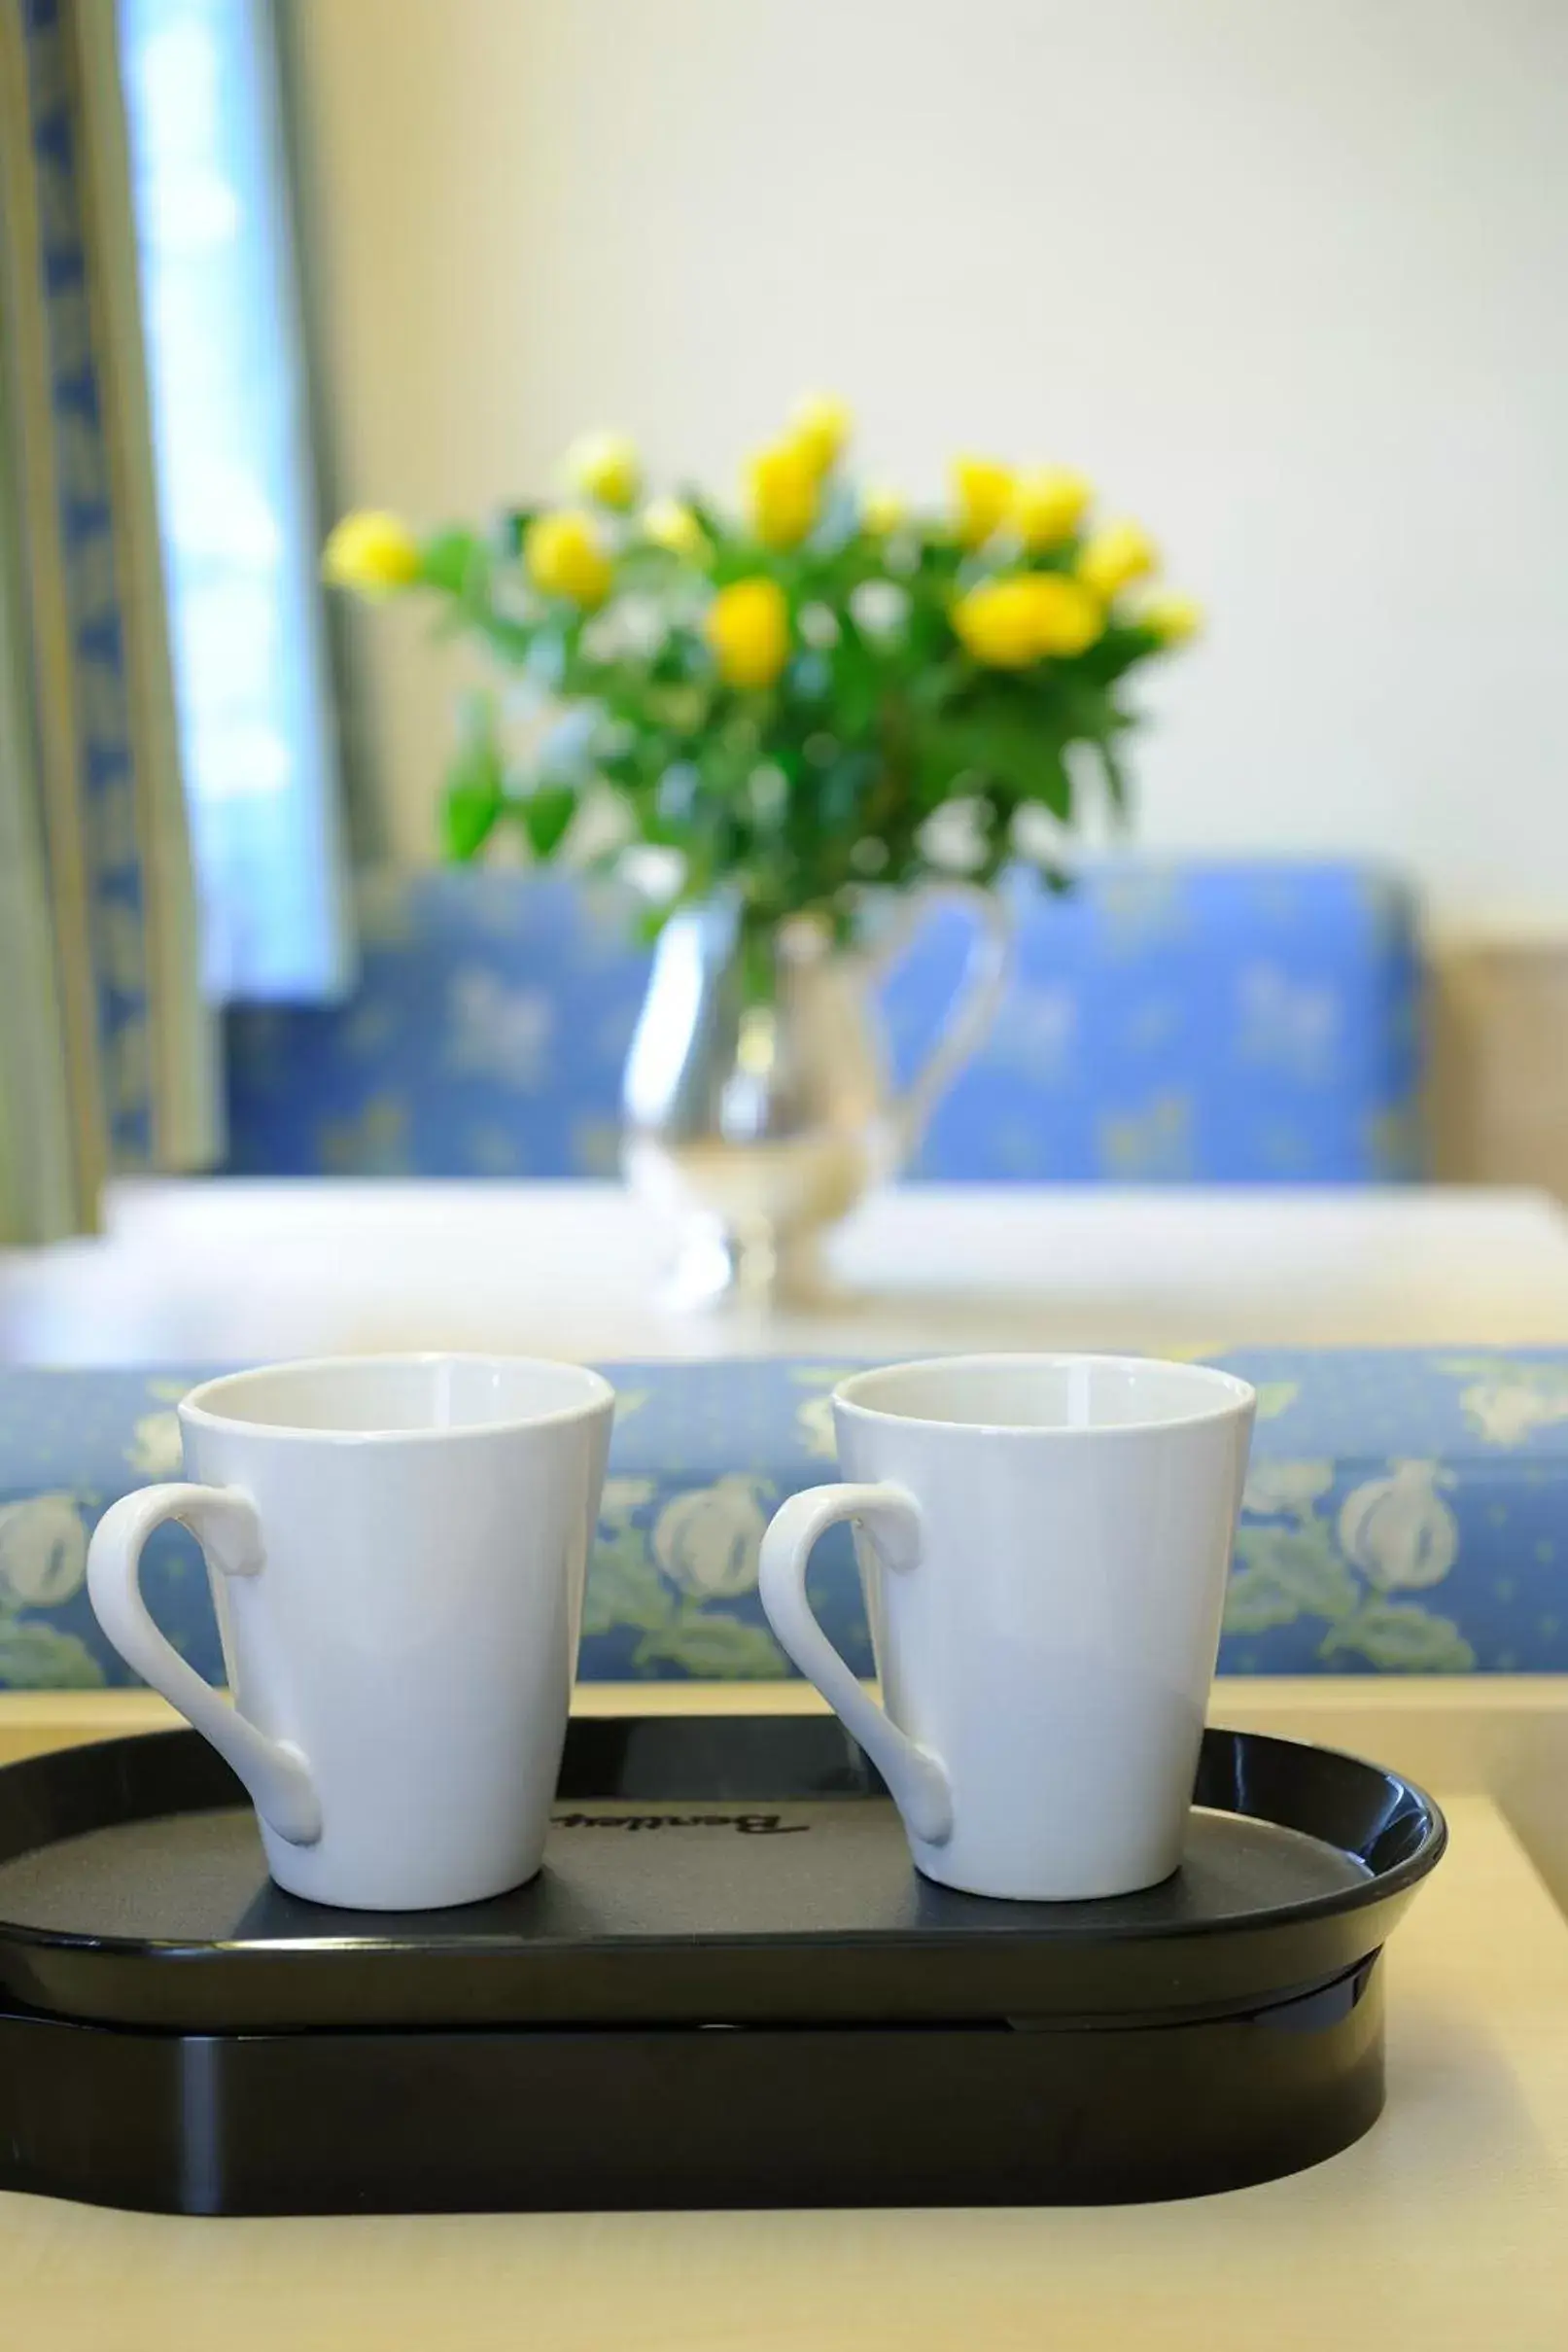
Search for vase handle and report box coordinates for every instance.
[890,888,1013,1157]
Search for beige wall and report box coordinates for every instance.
[297,0,1568,930]
[1430,941,1568,1199]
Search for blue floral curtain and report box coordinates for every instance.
[0,0,216,1237]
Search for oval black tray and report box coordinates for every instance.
[0,1717,1444,2030]
[0,1716,1446,2212]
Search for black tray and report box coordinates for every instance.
[0,1717,1445,2214]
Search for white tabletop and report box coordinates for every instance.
[3,1178,1568,1365]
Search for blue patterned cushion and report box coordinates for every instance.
[224,860,1424,1183]
[0,1351,1561,1688]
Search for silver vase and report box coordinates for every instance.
[622,895,1011,1306]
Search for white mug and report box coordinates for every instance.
[87,1354,613,1911]
[758,1353,1255,1902]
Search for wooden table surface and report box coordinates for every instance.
[5,1178,1568,1364]
[2,1684,1567,2350]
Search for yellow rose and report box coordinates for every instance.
[1141,590,1202,646]
[789,393,853,476]
[860,486,905,534]
[1024,572,1103,655]
[952,573,1103,667]
[524,509,614,606]
[951,455,1015,549]
[321,509,421,596]
[744,441,820,548]
[951,577,1044,668]
[1078,519,1158,602]
[705,578,791,688]
[1014,467,1091,550]
[565,431,641,510]
[642,497,706,558]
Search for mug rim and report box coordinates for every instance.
[178,1352,616,1445]
[833,1352,1256,1439]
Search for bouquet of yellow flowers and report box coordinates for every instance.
[324,398,1199,946]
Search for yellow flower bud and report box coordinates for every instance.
[642,497,706,558]
[705,578,791,688]
[951,455,1015,549]
[321,509,421,596]
[565,431,641,510]
[1078,519,1158,602]
[860,486,905,535]
[952,573,1103,667]
[524,509,614,606]
[1013,467,1092,550]
[1141,590,1202,646]
[951,577,1043,668]
[789,392,853,477]
[1023,572,1103,655]
[744,441,820,548]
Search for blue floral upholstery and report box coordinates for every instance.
[0,1351,1564,1689]
[224,860,1424,1183]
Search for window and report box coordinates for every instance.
[119,0,349,1000]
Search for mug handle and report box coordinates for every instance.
[758,1483,953,1844]
[87,1484,322,1845]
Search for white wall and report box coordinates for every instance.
[298,0,1568,929]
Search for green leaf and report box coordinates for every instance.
[635,1607,792,1679]
[914,707,1071,819]
[1073,621,1160,689]
[443,782,502,860]
[419,527,485,598]
[441,715,505,861]
[1019,745,1071,821]
[471,611,537,664]
[1320,1601,1476,1673]
[1229,1521,1361,1622]
[633,901,678,947]
[518,787,578,860]
[493,506,541,557]
[0,1617,105,1688]
[906,657,967,712]
[826,633,884,740]
[1093,732,1132,823]
[583,1528,673,1637]
[680,488,726,543]
[1222,1567,1304,1636]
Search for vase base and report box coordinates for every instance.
[658,1220,844,1315]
